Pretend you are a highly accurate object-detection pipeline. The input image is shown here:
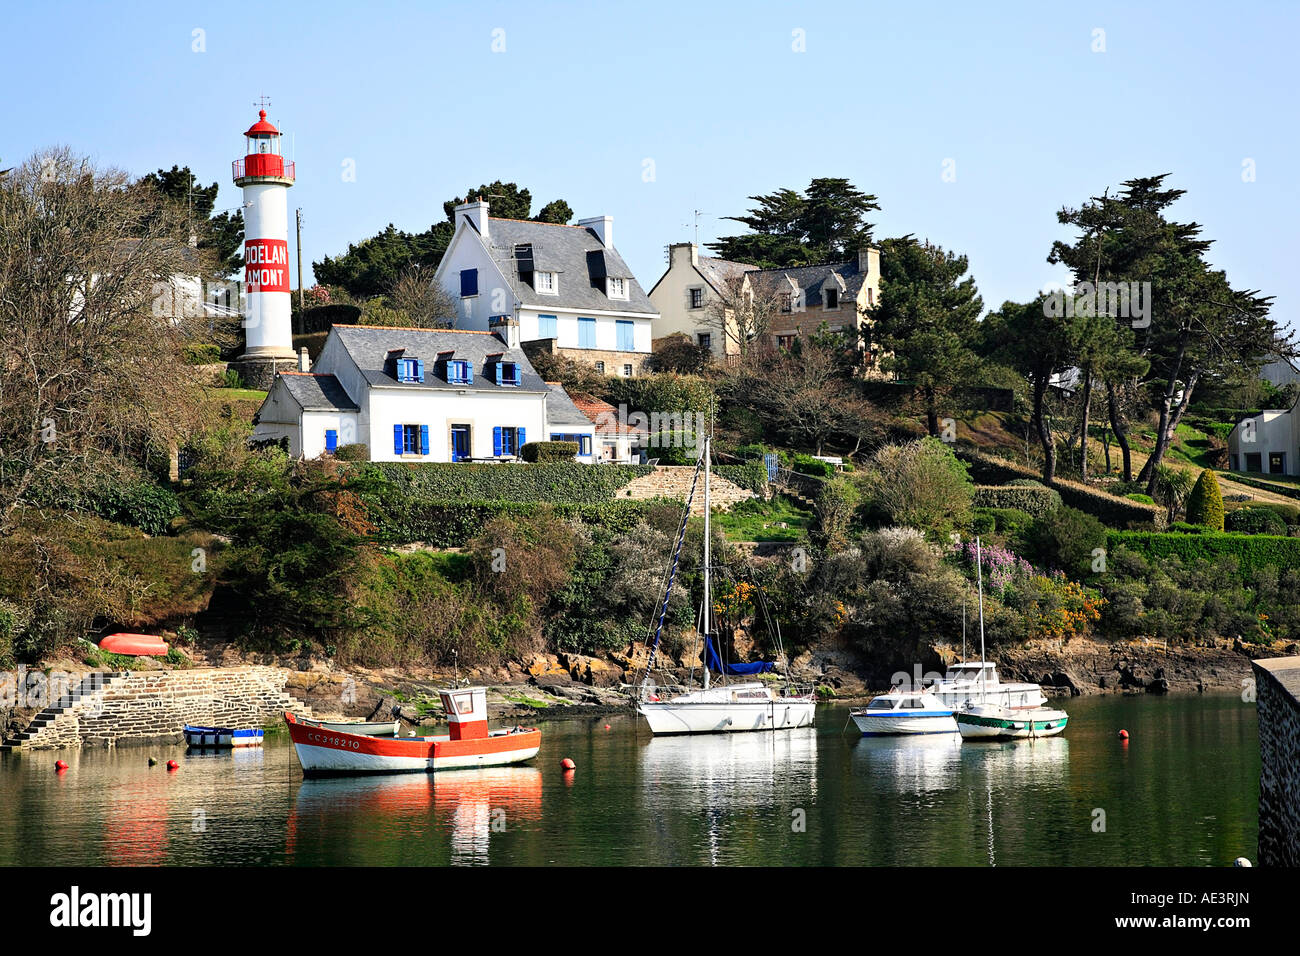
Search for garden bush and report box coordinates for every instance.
[1022,506,1107,577]
[1185,469,1225,531]
[1107,530,1300,581]
[790,453,836,478]
[521,441,580,463]
[351,461,651,504]
[972,485,1061,517]
[1226,507,1288,535]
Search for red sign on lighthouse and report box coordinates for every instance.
[244,238,290,293]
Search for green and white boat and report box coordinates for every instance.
[956,703,1069,740]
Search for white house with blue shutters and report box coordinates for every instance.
[250,322,597,463]
[432,199,658,374]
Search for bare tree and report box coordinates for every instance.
[704,273,784,358]
[0,148,203,531]
[387,264,457,329]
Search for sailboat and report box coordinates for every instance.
[635,436,816,735]
[954,537,1068,741]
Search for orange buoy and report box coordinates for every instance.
[560,757,576,770]
[166,759,179,770]
[1118,729,1129,739]
[603,724,611,731]
[54,760,68,771]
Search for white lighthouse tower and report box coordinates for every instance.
[233,105,295,364]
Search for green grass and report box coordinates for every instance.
[712,495,812,542]
[501,693,553,709]
[209,388,267,402]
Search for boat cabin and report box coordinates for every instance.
[941,662,1000,685]
[868,694,933,711]
[440,686,490,741]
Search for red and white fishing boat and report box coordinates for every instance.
[285,687,540,776]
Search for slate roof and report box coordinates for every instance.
[331,325,549,393]
[277,372,360,411]
[484,218,657,315]
[694,255,757,294]
[745,258,869,309]
[544,383,596,430]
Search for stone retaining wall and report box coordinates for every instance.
[617,466,754,513]
[1254,656,1300,866]
[15,666,311,750]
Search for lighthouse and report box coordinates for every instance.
[232,106,295,364]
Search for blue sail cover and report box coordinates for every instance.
[704,637,775,676]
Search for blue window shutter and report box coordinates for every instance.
[393,424,403,455]
[420,425,430,455]
[493,363,502,385]
[517,426,525,448]
[415,358,425,383]
[466,363,474,384]
[325,429,338,453]
[493,427,503,457]
[539,314,557,339]
[617,320,634,351]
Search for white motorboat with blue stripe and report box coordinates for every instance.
[851,690,957,735]
[183,724,264,748]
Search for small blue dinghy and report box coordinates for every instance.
[183,725,264,748]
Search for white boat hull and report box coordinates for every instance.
[639,697,815,735]
[956,707,1069,741]
[852,712,958,735]
[291,740,542,773]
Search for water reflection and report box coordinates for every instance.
[852,733,963,793]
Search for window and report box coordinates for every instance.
[689,287,704,309]
[536,271,557,293]
[1245,453,1262,472]
[325,429,338,453]
[825,288,839,310]
[394,423,429,456]
[495,361,520,386]
[396,357,424,383]
[622,364,633,377]
[493,425,525,457]
[697,333,712,350]
[777,334,796,350]
[451,425,471,462]
[608,277,626,299]
[549,433,592,456]
[1270,452,1286,474]
[616,319,635,351]
[867,288,874,306]
[460,268,478,297]
[578,317,596,348]
[780,294,793,313]
[538,314,558,339]
[594,361,605,374]
[444,359,473,384]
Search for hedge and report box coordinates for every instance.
[790,453,836,478]
[1108,530,1300,580]
[972,485,1061,517]
[715,461,770,494]
[1225,507,1288,535]
[521,441,580,463]
[1220,472,1300,501]
[960,449,1163,529]
[363,496,678,546]
[349,461,652,504]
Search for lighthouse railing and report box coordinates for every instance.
[232,157,295,182]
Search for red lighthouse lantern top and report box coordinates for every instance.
[233,104,294,187]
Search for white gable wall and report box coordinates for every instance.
[434,226,518,332]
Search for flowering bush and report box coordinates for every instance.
[1020,573,1105,642]
[958,540,1032,595]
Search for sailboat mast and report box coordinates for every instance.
[976,535,986,696]
[702,435,711,691]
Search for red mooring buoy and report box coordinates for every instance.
[54,760,68,771]
[1118,729,1129,739]
[604,724,611,731]
[166,759,179,770]
[560,757,576,770]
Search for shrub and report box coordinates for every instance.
[219,368,244,389]
[972,485,1061,517]
[92,482,181,536]
[976,506,1035,537]
[521,441,580,463]
[858,438,973,537]
[715,461,770,494]
[1022,506,1107,577]
[1125,493,1154,504]
[1226,507,1288,535]
[811,476,859,552]
[1185,469,1225,531]
[183,343,221,365]
[970,511,996,535]
[334,443,370,461]
[790,453,836,478]
[1169,522,1207,534]
[351,461,651,504]
[644,432,699,465]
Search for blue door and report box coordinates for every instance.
[451,425,470,462]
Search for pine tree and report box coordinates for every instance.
[1185,469,1224,531]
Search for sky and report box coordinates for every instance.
[3,0,1296,331]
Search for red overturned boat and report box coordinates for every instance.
[285,687,540,776]
[99,633,169,656]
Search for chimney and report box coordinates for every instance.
[490,314,520,348]
[858,245,879,276]
[669,242,698,268]
[456,199,490,242]
[579,215,614,249]
[298,346,311,372]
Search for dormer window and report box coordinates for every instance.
[495,361,521,386]
[536,271,557,294]
[781,294,793,313]
[608,277,627,299]
[394,356,424,383]
[444,359,473,385]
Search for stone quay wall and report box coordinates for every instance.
[15,667,311,750]
[1253,656,1300,866]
